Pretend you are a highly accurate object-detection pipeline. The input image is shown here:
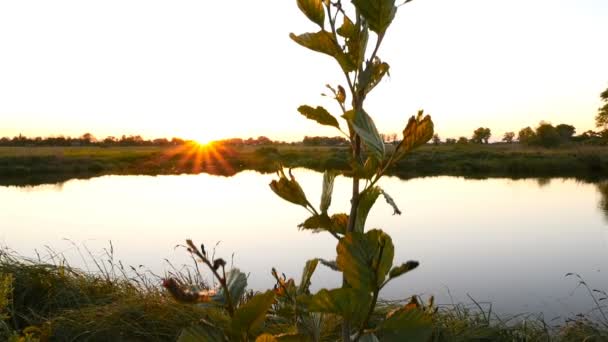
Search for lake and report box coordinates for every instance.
[1,170,607,321]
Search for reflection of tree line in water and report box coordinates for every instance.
[598,181,608,221]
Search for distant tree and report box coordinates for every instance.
[555,124,576,140]
[502,132,515,143]
[471,127,491,144]
[81,133,96,144]
[103,136,117,144]
[518,127,535,144]
[534,122,560,147]
[432,134,441,145]
[596,87,608,130]
[457,137,469,144]
[445,138,456,145]
[256,136,272,145]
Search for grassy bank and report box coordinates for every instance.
[0,144,607,186]
[1,250,606,341]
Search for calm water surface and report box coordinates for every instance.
[1,171,607,320]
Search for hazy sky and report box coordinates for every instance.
[1,0,607,142]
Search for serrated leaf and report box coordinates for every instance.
[343,110,385,162]
[308,288,371,323]
[297,105,340,129]
[320,170,337,213]
[336,229,394,290]
[297,0,325,28]
[231,290,276,337]
[270,168,310,208]
[290,31,356,72]
[298,213,348,235]
[394,110,434,159]
[352,0,398,34]
[388,261,419,280]
[380,188,401,215]
[355,186,382,232]
[359,58,390,96]
[298,259,319,295]
[376,308,433,342]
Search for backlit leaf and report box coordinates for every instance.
[290,31,356,72]
[297,0,325,28]
[355,186,382,232]
[359,58,390,96]
[380,188,401,215]
[336,229,394,290]
[298,259,319,295]
[352,0,398,34]
[388,261,419,280]
[376,308,433,342]
[337,16,356,38]
[343,110,385,162]
[270,168,310,208]
[395,110,434,159]
[308,288,371,323]
[297,105,340,129]
[298,213,348,235]
[231,290,276,336]
[320,170,337,213]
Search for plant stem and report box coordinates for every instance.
[353,289,380,342]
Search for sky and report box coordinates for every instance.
[1,0,607,143]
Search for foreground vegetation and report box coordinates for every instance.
[2,250,608,341]
[0,143,607,186]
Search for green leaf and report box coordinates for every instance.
[231,290,276,337]
[308,288,371,323]
[389,261,419,280]
[376,308,433,342]
[297,105,340,129]
[290,31,356,72]
[298,259,319,295]
[359,58,390,96]
[380,188,401,215]
[343,110,385,162]
[337,16,356,38]
[355,186,382,232]
[298,213,348,235]
[178,324,225,342]
[297,0,325,28]
[320,170,337,213]
[394,110,434,159]
[336,229,394,290]
[352,0,398,34]
[270,168,310,208]
[362,156,379,179]
[213,268,248,306]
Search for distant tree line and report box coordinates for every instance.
[0,134,284,147]
[433,122,607,148]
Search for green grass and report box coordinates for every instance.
[0,143,607,186]
[1,248,608,341]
